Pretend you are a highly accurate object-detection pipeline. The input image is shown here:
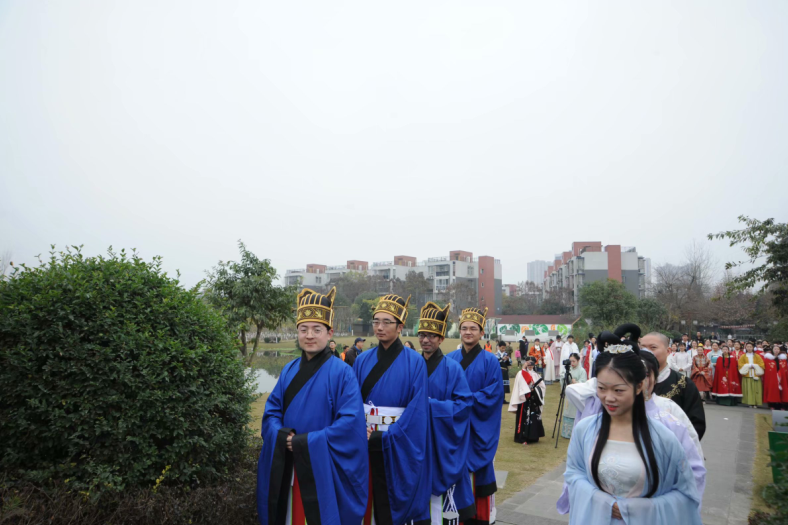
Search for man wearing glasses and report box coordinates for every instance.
[256,288,368,525]
[446,307,504,525]
[353,294,430,525]
[418,302,475,524]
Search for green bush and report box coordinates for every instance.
[0,441,261,525]
[0,247,255,498]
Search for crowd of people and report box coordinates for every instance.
[256,288,504,525]
[666,333,788,409]
[257,283,783,524]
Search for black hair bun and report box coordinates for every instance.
[597,331,620,350]
[614,323,642,342]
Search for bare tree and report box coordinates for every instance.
[683,240,716,300]
[446,280,477,316]
[0,250,12,279]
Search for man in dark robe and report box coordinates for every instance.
[418,302,475,525]
[353,294,431,525]
[446,307,504,525]
[641,332,706,439]
[256,287,368,525]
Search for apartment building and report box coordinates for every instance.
[542,241,647,315]
[527,260,549,284]
[284,250,503,315]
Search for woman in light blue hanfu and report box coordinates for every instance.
[563,328,702,525]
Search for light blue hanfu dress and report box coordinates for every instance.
[563,414,702,525]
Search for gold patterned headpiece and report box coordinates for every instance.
[296,287,336,329]
[459,307,488,330]
[418,302,451,338]
[374,294,411,324]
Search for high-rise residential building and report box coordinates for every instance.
[284,251,503,315]
[541,241,648,315]
[527,260,549,284]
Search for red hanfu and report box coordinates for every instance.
[691,354,713,392]
[779,357,788,404]
[763,355,782,405]
[582,345,592,378]
[712,355,742,398]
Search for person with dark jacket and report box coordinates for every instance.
[344,337,365,367]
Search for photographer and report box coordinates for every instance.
[560,353,587,439]
[498,341,512,401]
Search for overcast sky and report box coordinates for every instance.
[1,0,786,287]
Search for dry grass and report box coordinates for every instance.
[750,412,775,515]
[248,378,570,503]
[249,393,269,433]
[496,382,570,501]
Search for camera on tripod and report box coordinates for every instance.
[562,359,572,368]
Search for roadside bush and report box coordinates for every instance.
[0,441,261,525]
[0,247,255,498]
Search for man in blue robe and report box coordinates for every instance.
[257,288,368,525]
[446,307,504,525]
[353,294,431,525]
[418,302,475,525]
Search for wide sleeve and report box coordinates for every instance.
[370,356,430,525]
[562,417,616,524]
[291,365,369,525]
[617,427,702,525]
[467,355,505,472]
[429,364,472,495]
[256,364,294,524]
[659,412,706,499]
[753,355,765,376]
[567,377,597,413]
[738,354,750,375]
[508,372,531,412]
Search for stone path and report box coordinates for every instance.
[495,403,759,525]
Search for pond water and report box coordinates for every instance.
[247,355,293,394]
[249,368,280,394]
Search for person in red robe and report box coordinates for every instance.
[778,350,788,408]
[691,352,713,401]
[713,346,742,406]
[582,340,592,378]
[762,347,783,408]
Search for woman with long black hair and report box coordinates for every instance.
[562,327,702,524]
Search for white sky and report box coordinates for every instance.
[1,1,787,287]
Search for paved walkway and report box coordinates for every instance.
[495,403,759,525]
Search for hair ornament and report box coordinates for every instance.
[606,344,633,355]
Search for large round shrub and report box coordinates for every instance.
[0,247,255,496]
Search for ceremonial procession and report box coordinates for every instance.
[250,284,788,524]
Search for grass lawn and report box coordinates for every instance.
[750,412,775,515]
[248,374,570,504]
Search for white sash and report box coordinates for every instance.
[364,403,405,432]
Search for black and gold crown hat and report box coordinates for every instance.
[418,302,451,338]
[373,294,411,324]
[459,306,488,330]
[296,287,336,328]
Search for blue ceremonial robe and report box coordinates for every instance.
[425,350,475,520]
[256,348,368,525]
[446,344,504,495]
[354,339,431,525]
[565,414,702,525]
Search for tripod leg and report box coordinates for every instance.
[551,381,566,439]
